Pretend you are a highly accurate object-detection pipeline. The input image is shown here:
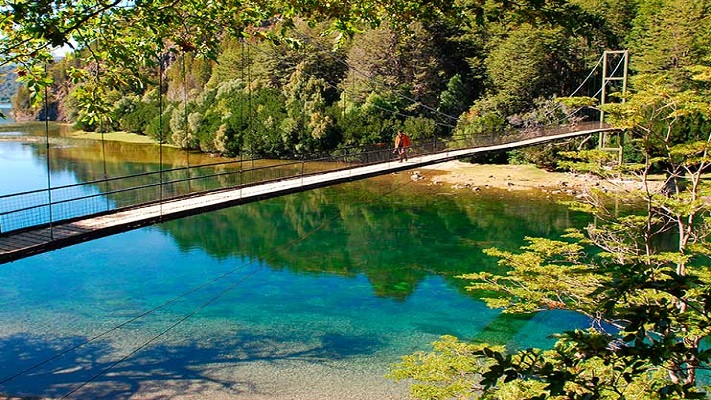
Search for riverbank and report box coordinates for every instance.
[21,125,665,196]
[67,129,159,144]
[413,160,665,196]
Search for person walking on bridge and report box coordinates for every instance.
[394,130,410,162]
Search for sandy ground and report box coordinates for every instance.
[412,160,663,196]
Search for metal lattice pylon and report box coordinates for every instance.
[599,50,629,164]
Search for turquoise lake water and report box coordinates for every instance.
[0,126,592,399]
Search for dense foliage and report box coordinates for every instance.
[0,64,18,104]
[3,0,711,397]
[389,0,711,398]
[3,0,614,160]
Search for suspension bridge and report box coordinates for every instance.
[0,121,616,264]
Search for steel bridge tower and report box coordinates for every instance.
[599,50,629,164]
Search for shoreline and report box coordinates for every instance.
[1,122,659,196]
[57,130,645,195]
[66,132,657,195]
[412,160,663,196]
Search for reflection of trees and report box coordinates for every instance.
[16,132,590,301]
[159,180,590,301]
[28,138,305,208]
[36,139,227,182]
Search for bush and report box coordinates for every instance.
[119,100,160,135]
[145,105,173,143]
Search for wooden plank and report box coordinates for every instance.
[8,233,46,246]
[18,231,52,242]
[48,228,81,240]
[58,223,92,233]
[0,241,33,252]
[0,242,18,251]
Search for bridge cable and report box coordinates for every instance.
[561,52,627,124]
[72,25,112,208]
[242,34,457,129]
[244,30,605,135]
[568,53,604,98]
[58,177,416,399]
[539,53,604,123]
[43,63,53,239]
[158,51,165,215]
[538,52,624,128]
[98,20,110,211]
[207,21,614,133]
[240,40,439,146]
[290,31,617,133]
[182,50,191,188]
[589,52,626,101]
[249,39,256,166]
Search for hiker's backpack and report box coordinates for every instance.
[402,134,411,147]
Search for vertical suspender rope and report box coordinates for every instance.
[247,41,254,171]
[44,63,53,240]
[100,110,109,214]
[239,39,245,193]
[98,21,110,211]
[182,52,191,194]
[240,39,245,149]
[158,53,164,216]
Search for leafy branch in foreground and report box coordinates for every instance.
[390,67,711,399]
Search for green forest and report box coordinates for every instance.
[0,64,17,103]
[3,0,711,398]
[11,0,705,166]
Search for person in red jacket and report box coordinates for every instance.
[394,130,410,162]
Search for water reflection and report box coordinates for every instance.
[0,124,596,399]
[158,180,590,301]
[0,124,590,302]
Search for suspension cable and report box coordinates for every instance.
[44,63,53,239]
[183,50,190,168]
[158,52,164,215]
[543,52,625,127]
[590,52,627,100]
[568,53,604,98]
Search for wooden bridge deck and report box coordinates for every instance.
[0,128,610,264]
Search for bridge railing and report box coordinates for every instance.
[442,121,608,150]
[0,121,610,235]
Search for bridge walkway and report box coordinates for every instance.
[0,126,612,264]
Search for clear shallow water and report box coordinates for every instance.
[0,131,592,399]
